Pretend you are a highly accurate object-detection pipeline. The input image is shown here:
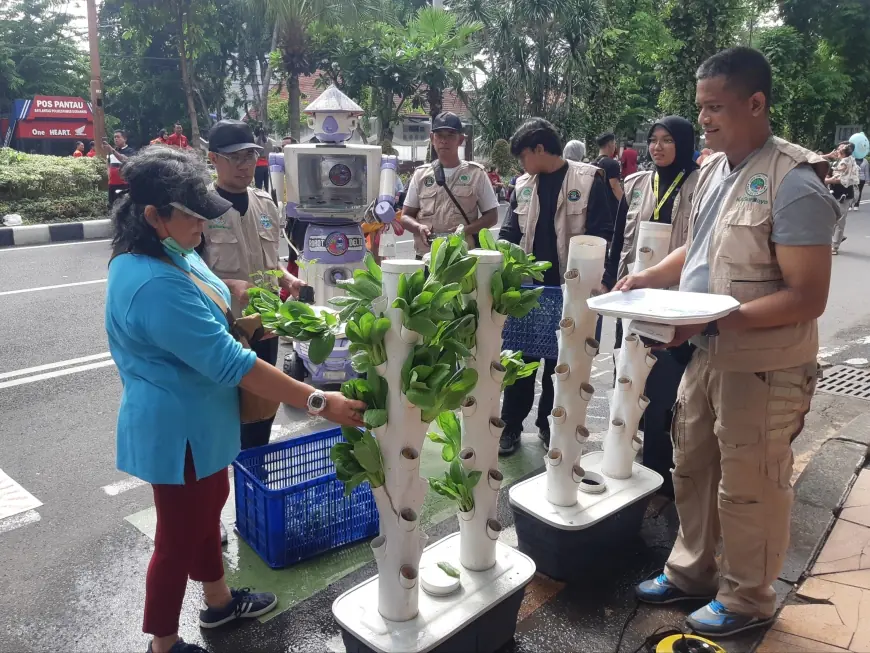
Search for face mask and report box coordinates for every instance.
[162,237,194,257]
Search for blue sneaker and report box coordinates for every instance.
[198,587,278,629]
[636,574,715,604]
[146,639,207,653]
[686,600,773,637]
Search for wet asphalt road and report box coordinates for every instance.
[1,205,869,653]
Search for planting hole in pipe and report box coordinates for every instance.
[624,334,639,345]
[564,268,579,282]
[551,406,567,424]
[491,361,506,384]
[554,363,570,381]
[546,449,562,466]
[459,447,476,469]
[486,519,503,541]
[578,471,607,494]
[571,463,585,482]
[584,337,600,356]
[489,417,505,437]
[645,353,657,368]
[370,535,386,560]
[559,317,575,336]
[579,382,594,402]
[399,508,418,531]
[632,435,644,451]
[617,376,631,390]
[639,395,651,411]
[400,447,419,468]
[575,425,590,444]
[637,246,653,261]
[399,565,418,589]
[612,418,626,431]
[488,469,503,491]
[461,396,477,416]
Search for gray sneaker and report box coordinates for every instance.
[636,574,715,605]
[686,600,773,637]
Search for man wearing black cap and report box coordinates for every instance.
[400,112,499,255]
[203,119,304,453]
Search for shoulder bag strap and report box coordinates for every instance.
[433,161,472,226]
[161,256,235,323]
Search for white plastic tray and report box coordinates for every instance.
[587,289,739,325]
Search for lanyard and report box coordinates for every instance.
[652,171,685,221]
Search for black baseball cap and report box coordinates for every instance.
[126,162,233,221]
[208,119,262,154]
[432,112,463,133]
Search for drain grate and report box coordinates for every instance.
[817,365,870,401]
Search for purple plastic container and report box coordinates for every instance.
[294,337,356,385]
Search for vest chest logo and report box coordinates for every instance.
[424,176,435,188]
[259,214,273,229]
[208,215,229,230]
[519,187,533,202]
[746,173,769,197]
[567,189,581,202]
[629,189,642,209]
[458,174,470,184]
[739,173,770,205]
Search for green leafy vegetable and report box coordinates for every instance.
[500,349,540,389]
[427,411,462,462]
[479,233,552,318]
[429,459,482,513]
[330,253,384,321]
[341,370,389,429]
[437,562,460,579]
[331,426,385,496]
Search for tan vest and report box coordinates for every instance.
[618,169,699,281]
[685,137,829,372]
[410,160,490,253]
[513,161,599,280]
[203,185,282,314]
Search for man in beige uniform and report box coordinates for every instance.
[203,120,303,455]
[400,112,499,255]
[620,48,838,636]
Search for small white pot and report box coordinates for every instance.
[546,449,562,467]
[551,406,567,425]
[458,506,475,521]
[554,363,570,381]
[487,469,503,491]
[575,425,590,444]
[571,463,586,483]
[559,317,575,337]
[584,337,600,357]
[579,382,594,402]
[486,519,502,541]
[461,396,477,417]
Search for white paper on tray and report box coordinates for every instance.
[587,289,740,325]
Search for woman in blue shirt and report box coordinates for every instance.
[105,148,365,653]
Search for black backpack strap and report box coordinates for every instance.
[433,161,472,226]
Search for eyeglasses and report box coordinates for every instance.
[216,150,259,165]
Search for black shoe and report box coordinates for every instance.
[146,639,208,653]
[498,429,521,456]
[538,428,550,447]
[199,587,278,629]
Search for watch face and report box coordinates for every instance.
[309,393,326,411]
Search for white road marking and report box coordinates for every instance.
[0,359,115,390]
[0,278,106,297]
[0,352,112,380]
[0,469,42,521]
[845,358,869,366]
[102,476,147,496]
[0,509,41,535]
[0,239,110,252]
[591,369,611,379]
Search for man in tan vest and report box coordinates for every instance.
[203,120,304,455]
[497,118,613,455]
[619,47,838,636]
[400,112,499,255]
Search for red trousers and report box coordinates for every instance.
[143,448,229,637]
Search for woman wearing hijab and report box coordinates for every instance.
[601,116,699,499]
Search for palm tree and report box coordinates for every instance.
[255,0,375,141]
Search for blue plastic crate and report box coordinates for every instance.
[233,427,379,569]
[500,285,563,360]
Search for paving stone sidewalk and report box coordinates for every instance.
[758,467,870,653]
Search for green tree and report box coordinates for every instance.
[0,0,89,114]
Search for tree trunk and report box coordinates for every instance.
[176,10,201,151]
[427,86,443,162]
[289,72,301,141]
[259,21,280,128]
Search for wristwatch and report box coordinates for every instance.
[307,389,327,415]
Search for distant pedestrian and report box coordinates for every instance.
[72,141,85,157]
[104,130,137,209]
[86,141,96,157]
[620,139,639,177]
[254,127,270,191]
[166,123,190,149]
[151,129,169,146]
[563,140,586,162]
[858,158,868,205]
[595,132,623,236]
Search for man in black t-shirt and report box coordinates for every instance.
[496,118,612,455]
[595,132,623,235]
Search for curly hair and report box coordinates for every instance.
[110,147,212,260]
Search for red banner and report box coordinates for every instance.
[16,120,93,140]
[26,96,92,120]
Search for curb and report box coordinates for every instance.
[0,219,111,248]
